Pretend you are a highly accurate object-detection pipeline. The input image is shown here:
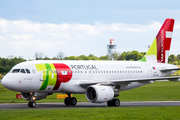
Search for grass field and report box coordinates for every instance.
[0,107,180,120]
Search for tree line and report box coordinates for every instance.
[0,50,180,73]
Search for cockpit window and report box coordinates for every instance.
[12,69,20,73]
[25,69,31,74]
[20,69,26,73]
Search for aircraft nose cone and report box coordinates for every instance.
[2,74,13,90]
[2,75,8,88]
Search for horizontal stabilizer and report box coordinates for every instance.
[160,68,180,72]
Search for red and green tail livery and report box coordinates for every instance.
[140,18,174,63]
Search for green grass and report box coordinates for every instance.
[0,81,180,103]
[0,107,180,120]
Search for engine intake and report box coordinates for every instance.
[85,85,118,103]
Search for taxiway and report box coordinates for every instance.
[0,101,180,109]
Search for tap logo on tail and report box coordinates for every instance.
[140,18,174,63]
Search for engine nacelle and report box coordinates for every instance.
[85,85,117,103]
[21,92,49,101]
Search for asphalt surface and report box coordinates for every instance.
[0,101,180,109]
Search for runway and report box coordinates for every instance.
[1,101,180,109]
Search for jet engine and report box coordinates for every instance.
[85,85,119,103]
[21,92,50,101]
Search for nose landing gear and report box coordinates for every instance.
[28,92,36,108]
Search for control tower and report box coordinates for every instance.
[107,39,116,60]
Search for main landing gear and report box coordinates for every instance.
[64,93,77,106]
[28,92,36,108]
[107,98,120,107]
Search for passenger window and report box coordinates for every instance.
[89,71,91,73]
[25,69,31,74]
[20,69,26,73]
[12,69,20,73]
[85,71,87,73]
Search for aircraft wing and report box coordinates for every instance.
[79,76,180,89]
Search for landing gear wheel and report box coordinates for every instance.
[107,101,113,107]
[112,99,120,107]
[28,102,36,107]
[107,99,120,107]
[64,97,71,106]
[28,102,31,107]
[71,97,77,106]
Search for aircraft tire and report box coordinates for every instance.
[28,102,36,107]
[107,100,113,107]
[64,97,71,106]
[32,102,36,107]
[71,97,77,106]
[112,99,120,107]
[28,102,31,107]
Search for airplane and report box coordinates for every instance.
[2,18,180,108]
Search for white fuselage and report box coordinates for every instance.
[2,60,177,93]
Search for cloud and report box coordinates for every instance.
[0,18,180,59]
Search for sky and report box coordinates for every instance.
[0,0,180,60]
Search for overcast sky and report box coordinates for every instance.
[0,0,180,60]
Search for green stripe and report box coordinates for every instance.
[39,63,51,90]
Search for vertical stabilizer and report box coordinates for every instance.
[140,18,175,63]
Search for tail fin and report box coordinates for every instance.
[140,18,175,63]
